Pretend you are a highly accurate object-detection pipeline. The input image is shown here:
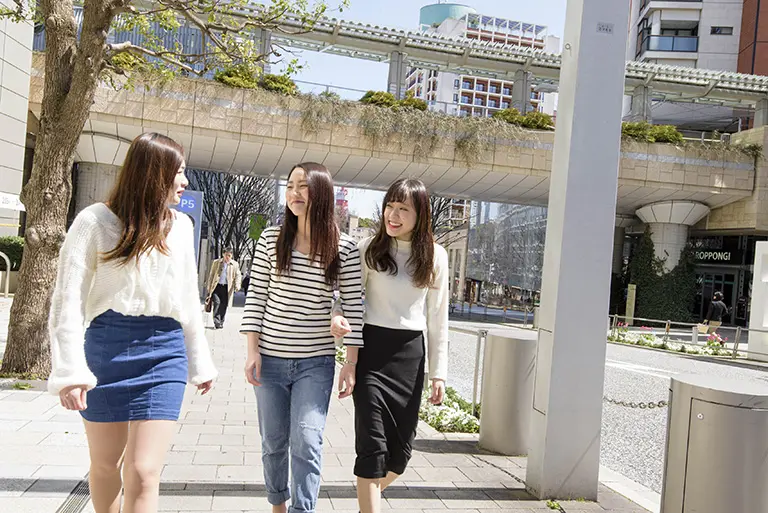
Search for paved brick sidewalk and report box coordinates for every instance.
[0,302,651,512]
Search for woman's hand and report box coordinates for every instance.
[59,385,88,411]
[338,363,356,399]
[245,351,262,387]
[197,380,214,395]
[429,379,446,405]
[330,314,352,339]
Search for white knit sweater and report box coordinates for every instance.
[358,238,450,381]
[47,203,217,395]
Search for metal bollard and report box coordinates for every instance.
[471,329,488,418]
[692,325,699,346]
[732,327,742,359]
[664,320,671,343]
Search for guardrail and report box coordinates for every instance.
[608,313,768,361]
[450,301,537,327]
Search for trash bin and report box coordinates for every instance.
[661,374,768,513]
[478,329,537,456]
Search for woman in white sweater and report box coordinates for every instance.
[353,178,449,513]
[48,133,217,513]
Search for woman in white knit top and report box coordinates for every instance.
[48,133,216,513]
[352,178,449,513]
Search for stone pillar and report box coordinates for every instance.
[74,162,121,216]
[526,0,630,501]
[255,28,273,74]
[629,85,653,123]
[635,201,710,272]
[0,3,33,236]
[613,215,635,274]
[457,248,467,302]
[511,69,532,114]
[755,99,768,127]
[387,51,407,100]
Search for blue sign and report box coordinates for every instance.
[172,190,204,265]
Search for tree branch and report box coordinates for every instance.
[106,40,202,75]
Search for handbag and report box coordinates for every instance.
[204,295,213,313]
[697,323,708,334]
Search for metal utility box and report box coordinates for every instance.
[478,329,537,456]
[660,374,768,513]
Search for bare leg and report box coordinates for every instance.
[357,472,400,513]
[83,420,129,513]
[122,420,177,513]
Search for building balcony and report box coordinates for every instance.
[636,35,699,57]
[639,0,702,13]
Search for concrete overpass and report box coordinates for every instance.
[27,52,767,271]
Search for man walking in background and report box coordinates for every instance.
[206,248,242,329]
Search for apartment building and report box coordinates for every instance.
[406,3,560,118]
[625,0,745,130]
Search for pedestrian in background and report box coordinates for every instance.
[704,291,729,336]
[48,132,217,513]
[206,248,242,329]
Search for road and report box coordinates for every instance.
[445,323,768,493]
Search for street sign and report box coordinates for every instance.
[0,192,24,212]
[172,190,204,264]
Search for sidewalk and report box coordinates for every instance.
[0,300,652,512]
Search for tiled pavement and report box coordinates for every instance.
[0,301,652,512]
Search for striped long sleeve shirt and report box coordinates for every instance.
[240,226,364,358]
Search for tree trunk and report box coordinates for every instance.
[1,0,115,375]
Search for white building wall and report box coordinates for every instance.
[0,1,32,237]
[696,0,743,72]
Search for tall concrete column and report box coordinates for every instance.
[387,51,407,100]
[755,98,768,127]
[629,85,653,123]
[74,162,121,215]
[0,4,33,236]
[526,0,630,501]
[635,201,710,271]
[511,69,532,114]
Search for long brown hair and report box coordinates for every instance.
[276,162,340,286]
[102,133,185,264]
[366,178,435,288]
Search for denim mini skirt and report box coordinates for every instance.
[81,310,188,423]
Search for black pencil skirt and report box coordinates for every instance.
[353,324,425,479]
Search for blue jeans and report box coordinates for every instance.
[254,354,335,513]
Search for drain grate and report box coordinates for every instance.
[55,475,90,513]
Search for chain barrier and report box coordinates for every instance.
[603,395,668,409]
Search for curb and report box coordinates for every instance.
[607,340,768,372]
[599,465,660,513]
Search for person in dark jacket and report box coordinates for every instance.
[704,291,728,336]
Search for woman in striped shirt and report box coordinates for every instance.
[241,162,363,513]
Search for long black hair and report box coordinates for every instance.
[365,178,435,289]
[276,162,340,286]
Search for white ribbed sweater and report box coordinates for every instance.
[47,203,217,395]
[358,238,450,381]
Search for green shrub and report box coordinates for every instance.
[622,121,684,144]
[622,121,653,142]
[213,64,260,89]
[318,90,341,101]
[0,236,23,271]
[650,124,684,144]
[360,90,397,108]
[396,96,428,111]
[261,74,298,96]
[519,111,554,130]
[492,108,522,125]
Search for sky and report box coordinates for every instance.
[275,0,569,217]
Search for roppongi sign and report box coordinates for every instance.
[695,251,733,263]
